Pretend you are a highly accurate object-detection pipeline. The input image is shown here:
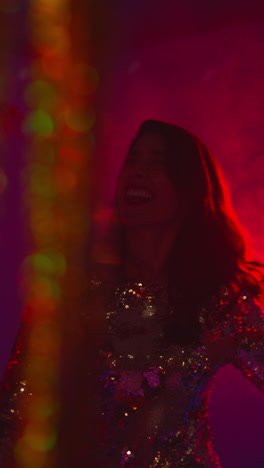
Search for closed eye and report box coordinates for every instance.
[124,150,165,166]
[152,157,164,163]
[125,155,137,164]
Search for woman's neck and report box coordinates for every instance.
[124,223,179,283]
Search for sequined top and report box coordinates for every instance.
[0,282,263,467]
[0,323,30,467]
[95,281,264,468]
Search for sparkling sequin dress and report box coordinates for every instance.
[0,282,263,467]
[0,324,29,466]
[96,281,264,468]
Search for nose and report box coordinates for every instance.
[128,160,147,178]
[131,167,144,179]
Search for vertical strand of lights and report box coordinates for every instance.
[16,1,97,467]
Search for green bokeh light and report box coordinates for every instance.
[23,110,54,136]
[24,429,57,452]
[25,252,66,276]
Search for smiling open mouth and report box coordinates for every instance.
[125,187,153,204]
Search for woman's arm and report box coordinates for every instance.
[231,292,264,393]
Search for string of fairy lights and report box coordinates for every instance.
[15,1,98,466]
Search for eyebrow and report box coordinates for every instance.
[127,148,165,159]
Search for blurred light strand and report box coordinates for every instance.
[16,1,97,466]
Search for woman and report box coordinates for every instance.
[0,119,263,467]
[92,119,264,467]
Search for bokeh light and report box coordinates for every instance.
[29,325,61,356]
[55,167,77,192]
[24,251,66,276]
[24,297,57,320]
[32,24,69,52]
[23,423,57,452]
[15,438,47,468]
[39,54,68,81]
[27,165,56,198]
[30,277,61,300]
[24,80,56,110]
[64,108,95,133]
[59,145,85,163]
[23,110,54,136]
[18,0,97,465]
[27,396,57,420]
[27,355,58,380]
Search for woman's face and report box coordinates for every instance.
[116,132,184,228]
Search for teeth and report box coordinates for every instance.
[126,188,152,199]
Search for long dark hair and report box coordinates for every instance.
[96,119,263,344]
